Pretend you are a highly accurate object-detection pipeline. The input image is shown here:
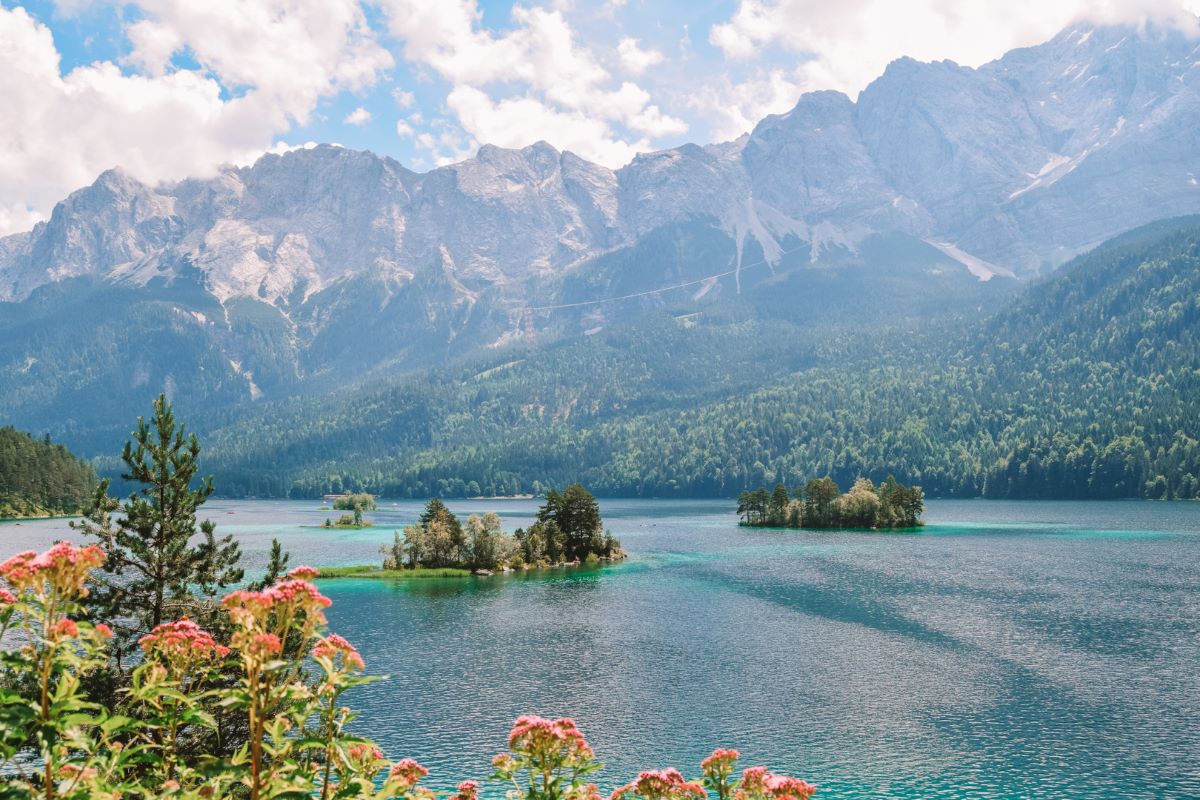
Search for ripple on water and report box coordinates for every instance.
[4,498,1200,799]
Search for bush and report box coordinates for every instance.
[0,543,817,800]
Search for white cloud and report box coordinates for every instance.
[123,19,183,76]
[710,0,1200,98]
[0,1,391,235]
[690,68,804,140]
[379,0,686,166]
[447,85,645,165]
[392,88,415,107]
[396,119,414,137]
[617,37,664,75]
[344,106,372,125]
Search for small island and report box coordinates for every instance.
[320,484,624,578]
[738,475,924,530]
[318,492,377,528]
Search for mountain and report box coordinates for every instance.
[195,216,1200,501]
[2,20,1200,461]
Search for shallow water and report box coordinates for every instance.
[5,498,1200,799]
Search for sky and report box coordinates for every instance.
[1,0,1199,235]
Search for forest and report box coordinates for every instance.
[0,426,97,518]
[184,219,1200,502]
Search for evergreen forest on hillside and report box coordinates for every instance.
[182,219,1200,502]
[0,427,97,517]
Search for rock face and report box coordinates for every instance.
[4,21,1200,307]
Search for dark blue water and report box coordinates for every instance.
[5,499,1200,799]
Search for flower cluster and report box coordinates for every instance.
[139,618,230,670]
[507,715,594,762]
[312,633,365,671]
[450,779,479,800]
[221,578,332,626]
[494,715,603,800]
[701,749,740,800]
[345,743,386,772]
[222,577,332,668]
[735,766,816,800]
[701,750,740,775]
[287,565,320,581]
[0,542,105,597]
[388,758,430,790]
[612,769,707,800]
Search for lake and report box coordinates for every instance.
[4,498,1199,799]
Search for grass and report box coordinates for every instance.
[314,565,474,580]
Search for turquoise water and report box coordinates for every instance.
[4,499,1200,799]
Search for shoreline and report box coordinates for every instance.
[316,557,625,581]
[0,513,83,523]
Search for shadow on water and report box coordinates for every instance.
[682,559,966,650]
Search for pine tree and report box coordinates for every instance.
[247,538,290,590]
[538,484,604,560]
[73,394,243,662]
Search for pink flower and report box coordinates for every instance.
[312,633,365,670]
[221,589,275,613]
[613,769,706,800]
[451,780,479,800]
[0,551,37,587]
[739,767,768,793]
[57,764,98,781]
[0,543,104,596]
[288,565,320,581]
[763,775,817,800]
[701,749,739,772]
[569,784,603,800]
[140,619,229,665]
[388,758,429,789]
[52,618,79,639]
[700,748,734,777]
[267,578,332,608]
[0,588,16,605]
[247,632,282,658]
[507,715,593,760]
[94,623,114,639]
[346,743,385,769]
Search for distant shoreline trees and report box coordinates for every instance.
[739,476,924,530]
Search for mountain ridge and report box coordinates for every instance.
[3,19,1200,459]
[4,20,1200,308]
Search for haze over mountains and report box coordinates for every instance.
[2,20,1200,482]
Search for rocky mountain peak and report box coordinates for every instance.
[3,20,1200,308]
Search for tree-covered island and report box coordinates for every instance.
[739,476,924,530]
[387,485,623,573]
[318,492,378,528]
[323,484,624,578]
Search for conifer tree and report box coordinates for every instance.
[73,394,243,662]
[537,484,603,561]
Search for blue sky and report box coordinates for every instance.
[1,0,1195,234]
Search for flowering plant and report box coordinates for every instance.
[0,546,817,800]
